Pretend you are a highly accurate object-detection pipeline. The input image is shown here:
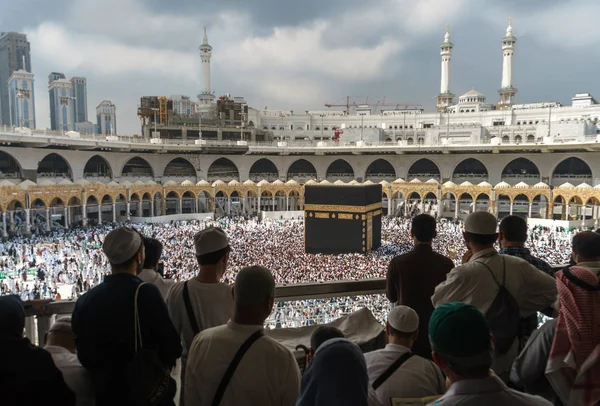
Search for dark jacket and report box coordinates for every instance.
[0,335,76,406]
[72,273,182,406]
[386,244,454,359]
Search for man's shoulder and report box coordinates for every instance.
[260,335,296,362]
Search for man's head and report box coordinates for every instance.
[386,305,419,347]
[194,227,230,275]
[572,231,600,264]
[233,266,275,324]
[0,295,25,338]
[102,227,145,274]
[498,215,528,248]
[142,238,163,271]
[429,302,493,382]
[463,212,498,251]
[410,214,437,243]
[44,316,76,353]
[310,326,344,358]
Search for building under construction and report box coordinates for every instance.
[137,94,268,142]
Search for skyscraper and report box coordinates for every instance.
[8,64,35,128]
[71,77,87,123]
[48,79,75,132]
[0,32,31,126]
[96,100,116,135]
[48,72,65,130]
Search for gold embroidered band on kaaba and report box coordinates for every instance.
[303,202,382,214]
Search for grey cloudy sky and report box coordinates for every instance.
[2,0,599,134]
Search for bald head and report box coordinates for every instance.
[572,231,600,263]
[234,266,275,307]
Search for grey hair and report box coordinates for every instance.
[234,266,275,307]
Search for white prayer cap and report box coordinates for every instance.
[464,211,498,235]
[387,305,419,333]
[194,227,229,255]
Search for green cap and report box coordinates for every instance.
[429,302,491,357]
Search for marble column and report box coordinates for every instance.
[82,205,87,226]
[9,211,14,232]
[528,202,532,218]
[565,204,570,221]
[126,202,131,220]
[151,199,155,217]
[179,198,183,214]
[454,200,459,219]
[286,196,289,211]
[436,199,442,218]
[509,201,514,215]
[46,208,51,232]
[112,202,117,223]
[2,212,7,237]
[24,209,31,234]
[97,204,102,225]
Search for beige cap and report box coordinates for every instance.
[194,227,229,255]
[103,227,143,265]
[48,316,73,336]
[387,305,419,333]
[464,211,498,235]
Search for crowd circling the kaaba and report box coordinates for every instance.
[1,213,599,406]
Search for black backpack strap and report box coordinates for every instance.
[372,352,413,391]
[183,281,201,336]
[562,265,600,291]
[212,330,264,406]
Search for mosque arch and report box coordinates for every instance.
[249,158,279,182]
[83,155,112,179]
[365,159,396,181]
[452,158,488,181]
[286,159,317,181]
[501,158,540,180]
[407,158,440,180]
[163,157,196,178]
[207,158,239,182]
[552,157,592,182]
[326,159,354,180]
[0,151,23,179]
[121,156,154,178]
[37,153,72,180]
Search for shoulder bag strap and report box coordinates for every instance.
[183,280,201,336]
[212,330,264,406]
[475,259,501,287]
[372,352,413,390]
[134,282,147,352]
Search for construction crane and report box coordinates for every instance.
[324,96,421,114]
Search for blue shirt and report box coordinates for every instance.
[72,273,182,406]
[499,247,554,277]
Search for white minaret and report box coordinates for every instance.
[498,17,517,109]
[437,25,455,112]
[197,27,215,109]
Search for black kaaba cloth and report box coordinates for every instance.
[304,184,382,254]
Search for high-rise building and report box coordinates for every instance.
[8,64,35,128]
[96,100,116,135]
[71,77,88,123]
[48,72,66,130]
[0,32,31,126]
[48,79,75,132]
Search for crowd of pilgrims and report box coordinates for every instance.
[0,217,574,327]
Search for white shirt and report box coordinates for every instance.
[166,279,234,364]
[431,248,557,380]
[185,320,301,406]
[138,268,175,300]
[365,344,445,406]
[45,346,95,406]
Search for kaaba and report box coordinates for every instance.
[304,184,382,254]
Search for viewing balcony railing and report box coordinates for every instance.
[2,127,598,150]
[23,267,565,346]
